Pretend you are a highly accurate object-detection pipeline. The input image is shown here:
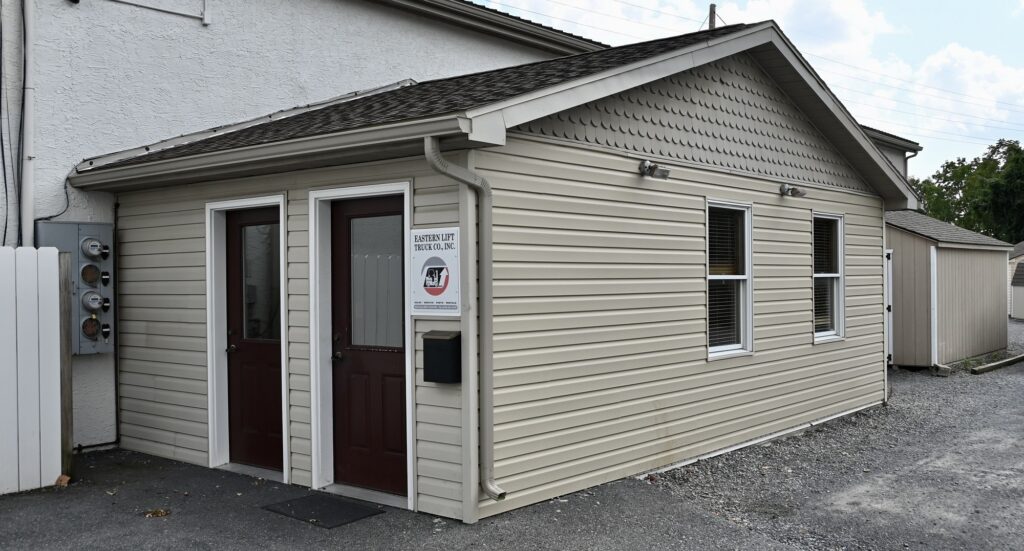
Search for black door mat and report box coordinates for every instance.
[263,493,384,528]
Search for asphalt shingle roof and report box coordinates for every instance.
[1013,263,1024,287]
[1012,241,1024,259]
[885,210,1012,248]
[85,23,755,172]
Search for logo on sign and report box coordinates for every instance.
[421,256,450,296]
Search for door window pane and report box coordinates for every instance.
[351,215,403,348]
[242,224,281,340]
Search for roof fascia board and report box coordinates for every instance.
[70,116,473,190]
[377,0,604,55]
[466,24,775,126]
[887,224,937,245]
[766,30,918,209]
[863,127,922,152]
[936,242,1012,251]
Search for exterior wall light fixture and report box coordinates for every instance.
[638,160,671,179]
[779,183,807,197]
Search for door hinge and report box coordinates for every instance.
[886,305,892,312]
[885,252,891,260]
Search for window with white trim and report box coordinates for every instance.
[813,214,844,338]
[707,203,752,355]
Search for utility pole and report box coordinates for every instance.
[709,3,717,29]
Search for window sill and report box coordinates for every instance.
[814,334,844,344]
[708,349,753,361]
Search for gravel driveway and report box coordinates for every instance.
[3,325,1024,550]
[656,362,1024,550]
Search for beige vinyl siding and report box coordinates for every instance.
[885,226,933,367]
[116,156,466,515]
[936,248,1007,364]
[474,135,886,517]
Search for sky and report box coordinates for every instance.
[470,0,1024,180]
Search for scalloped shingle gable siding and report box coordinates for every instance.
[515,53,872,193]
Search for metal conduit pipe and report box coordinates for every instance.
[423,136,506,502]
[20,0,36,246]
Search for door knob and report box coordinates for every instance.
[332,351,344,361]
[227,344,238,353]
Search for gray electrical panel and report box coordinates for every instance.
[36,222,115,355]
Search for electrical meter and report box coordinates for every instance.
[36,222,115,354]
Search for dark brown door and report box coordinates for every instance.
[331,196,406,495]
[226,207,283,471]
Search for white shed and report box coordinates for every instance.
[886,210,1013,367]
[1012,263,1024,320]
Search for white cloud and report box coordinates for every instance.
[475,0,1024,178]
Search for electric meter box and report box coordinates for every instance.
[36,221,115,355]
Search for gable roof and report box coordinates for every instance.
[1012,241,1024,259]
[83,24,754,173]
[885,210,1012,249]
[1013,263,1024,287]
[382,0,606,54]
[68,21,920,209]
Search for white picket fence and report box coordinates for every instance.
[0,247,64,495]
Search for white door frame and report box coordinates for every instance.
[308,182,414,510]
[205,195,290,482]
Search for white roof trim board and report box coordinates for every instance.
[69,21,919,208]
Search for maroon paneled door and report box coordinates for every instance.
[225,207,283,471]
[331,196,407,495]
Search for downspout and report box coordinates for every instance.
[19,0,35,246]
[423,136,506,502]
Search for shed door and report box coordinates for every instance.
[330,196,407,496]
[226,207,283,471]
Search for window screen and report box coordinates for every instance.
[707,205,750,352]
[813,216,841,335]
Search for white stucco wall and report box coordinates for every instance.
[1,0,556,447]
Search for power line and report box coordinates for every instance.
[538,0,698,35]
[476,1,1010,150]
[829,83,1024,124]
[479,1,648,40]
[612,0,705,24]
[818,66,1024,116]
[855,117,998,146]
[601,0,1024,112]
[839,98,1024,134]
[805,53,1024,111]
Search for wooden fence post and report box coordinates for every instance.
[60,253,73,479]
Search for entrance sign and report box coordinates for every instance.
[411,228,460,316]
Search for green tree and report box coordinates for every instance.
[913,139,1024,244]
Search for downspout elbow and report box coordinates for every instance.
[423,137,505,502]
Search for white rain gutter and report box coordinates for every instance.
[19,0,35,246]
[423,136,506,502]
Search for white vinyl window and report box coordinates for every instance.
[707,202,752,357]
[813,213,844,340]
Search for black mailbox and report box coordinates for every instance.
[423,330,461,384]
